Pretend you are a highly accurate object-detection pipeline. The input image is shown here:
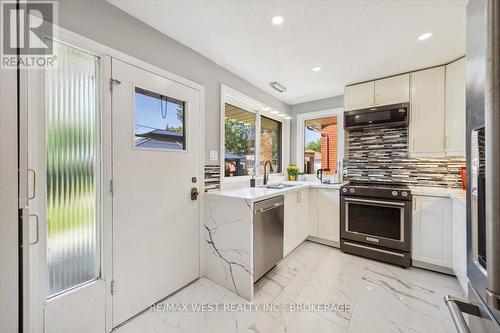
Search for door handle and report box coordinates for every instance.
[29,214,39,245]
[28,168,36,200]
[191,187,199,200]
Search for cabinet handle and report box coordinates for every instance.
[412,138,416,150]
[445,136,449,149]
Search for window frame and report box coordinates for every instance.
[259,114,282,174]
[220,85,288,184]
[133,86,187,151]
[296,107,345,177]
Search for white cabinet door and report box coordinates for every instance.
[344,82,375,111]
[452,197,468,293]
[297,189,310,244]
[445,58,466,156]
[374,73,410,106]
[317,189,340,244]
[409,67,446,157]
[412,195,452,269]
[284,192,298,256]
[308,189,319,237]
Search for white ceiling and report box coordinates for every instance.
[108,0,466,105]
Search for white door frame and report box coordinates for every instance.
[0,57,20,333]
[20,25,206,333]
[295,107,345,174]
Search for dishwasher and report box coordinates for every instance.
[253,195,284,283]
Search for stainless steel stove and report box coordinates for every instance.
[340,182,412,267]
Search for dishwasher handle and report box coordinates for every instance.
[254,195,284,214]
[257,202,284,213]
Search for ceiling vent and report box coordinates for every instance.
[269,81,287,93]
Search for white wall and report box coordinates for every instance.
[57,0,290,165]
[289,95,344,164]
[0,67,19,333]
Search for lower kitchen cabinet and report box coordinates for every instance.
[308,189,340,246]
[284,189,309,256]
[412,195,453,272]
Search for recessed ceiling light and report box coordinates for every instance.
[262,107,271,112]
[271,15,284,25]
[418,32,433,41]
[312,66,322,72]
[284,116,292,120]
[270,110,279,114]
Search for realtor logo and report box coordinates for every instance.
[1,1,58,68]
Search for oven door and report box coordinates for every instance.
[341,196,411,251]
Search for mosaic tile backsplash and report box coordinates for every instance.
[345,126,466,188]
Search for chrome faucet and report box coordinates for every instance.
[263,160,273,185]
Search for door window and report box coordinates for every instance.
[134,87,186,150]
[45,42,101,297]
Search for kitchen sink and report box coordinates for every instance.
[263,183,298,189]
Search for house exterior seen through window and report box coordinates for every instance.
[304,116,337,175]
[134,87,186,150]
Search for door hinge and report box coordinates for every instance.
[110,78,121,91]
[111,280,116,294]
[110,179,114,195]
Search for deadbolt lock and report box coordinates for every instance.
[191,187,199,200]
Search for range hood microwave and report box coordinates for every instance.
[344,103,409,130]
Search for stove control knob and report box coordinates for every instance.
[342,188,348,193]
[391,191,398,197]
[349,188,355,193]
[401,191,408,197]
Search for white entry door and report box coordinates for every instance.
[111,59,201,326]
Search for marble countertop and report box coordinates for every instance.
[410,186,466,203]
[206,181,345,201]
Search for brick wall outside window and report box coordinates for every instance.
[320,123,337,173]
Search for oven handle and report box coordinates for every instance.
[344,197,405,207]
[343,241,405,257]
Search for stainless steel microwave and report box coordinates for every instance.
[344,103,409,130]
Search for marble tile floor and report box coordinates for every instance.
[115,241,462,333]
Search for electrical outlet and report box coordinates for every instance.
[209,150,218,161]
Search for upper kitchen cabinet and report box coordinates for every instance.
[374,73,410,106]
[344,81,375,111]
[345,74,410,111]
[409,66,446,156]
[445,58,466,156]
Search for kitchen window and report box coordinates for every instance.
[224,103,256,176]
[259,116,282,174]
[304,116,337,174]
[223,96,284,179]
[296,107,344,179]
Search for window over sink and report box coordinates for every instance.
[222,85,288,180]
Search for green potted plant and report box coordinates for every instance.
[286,165,299,181]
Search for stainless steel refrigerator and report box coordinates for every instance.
[445,0,500,332]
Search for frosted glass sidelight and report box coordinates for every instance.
[45,42,101,297]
